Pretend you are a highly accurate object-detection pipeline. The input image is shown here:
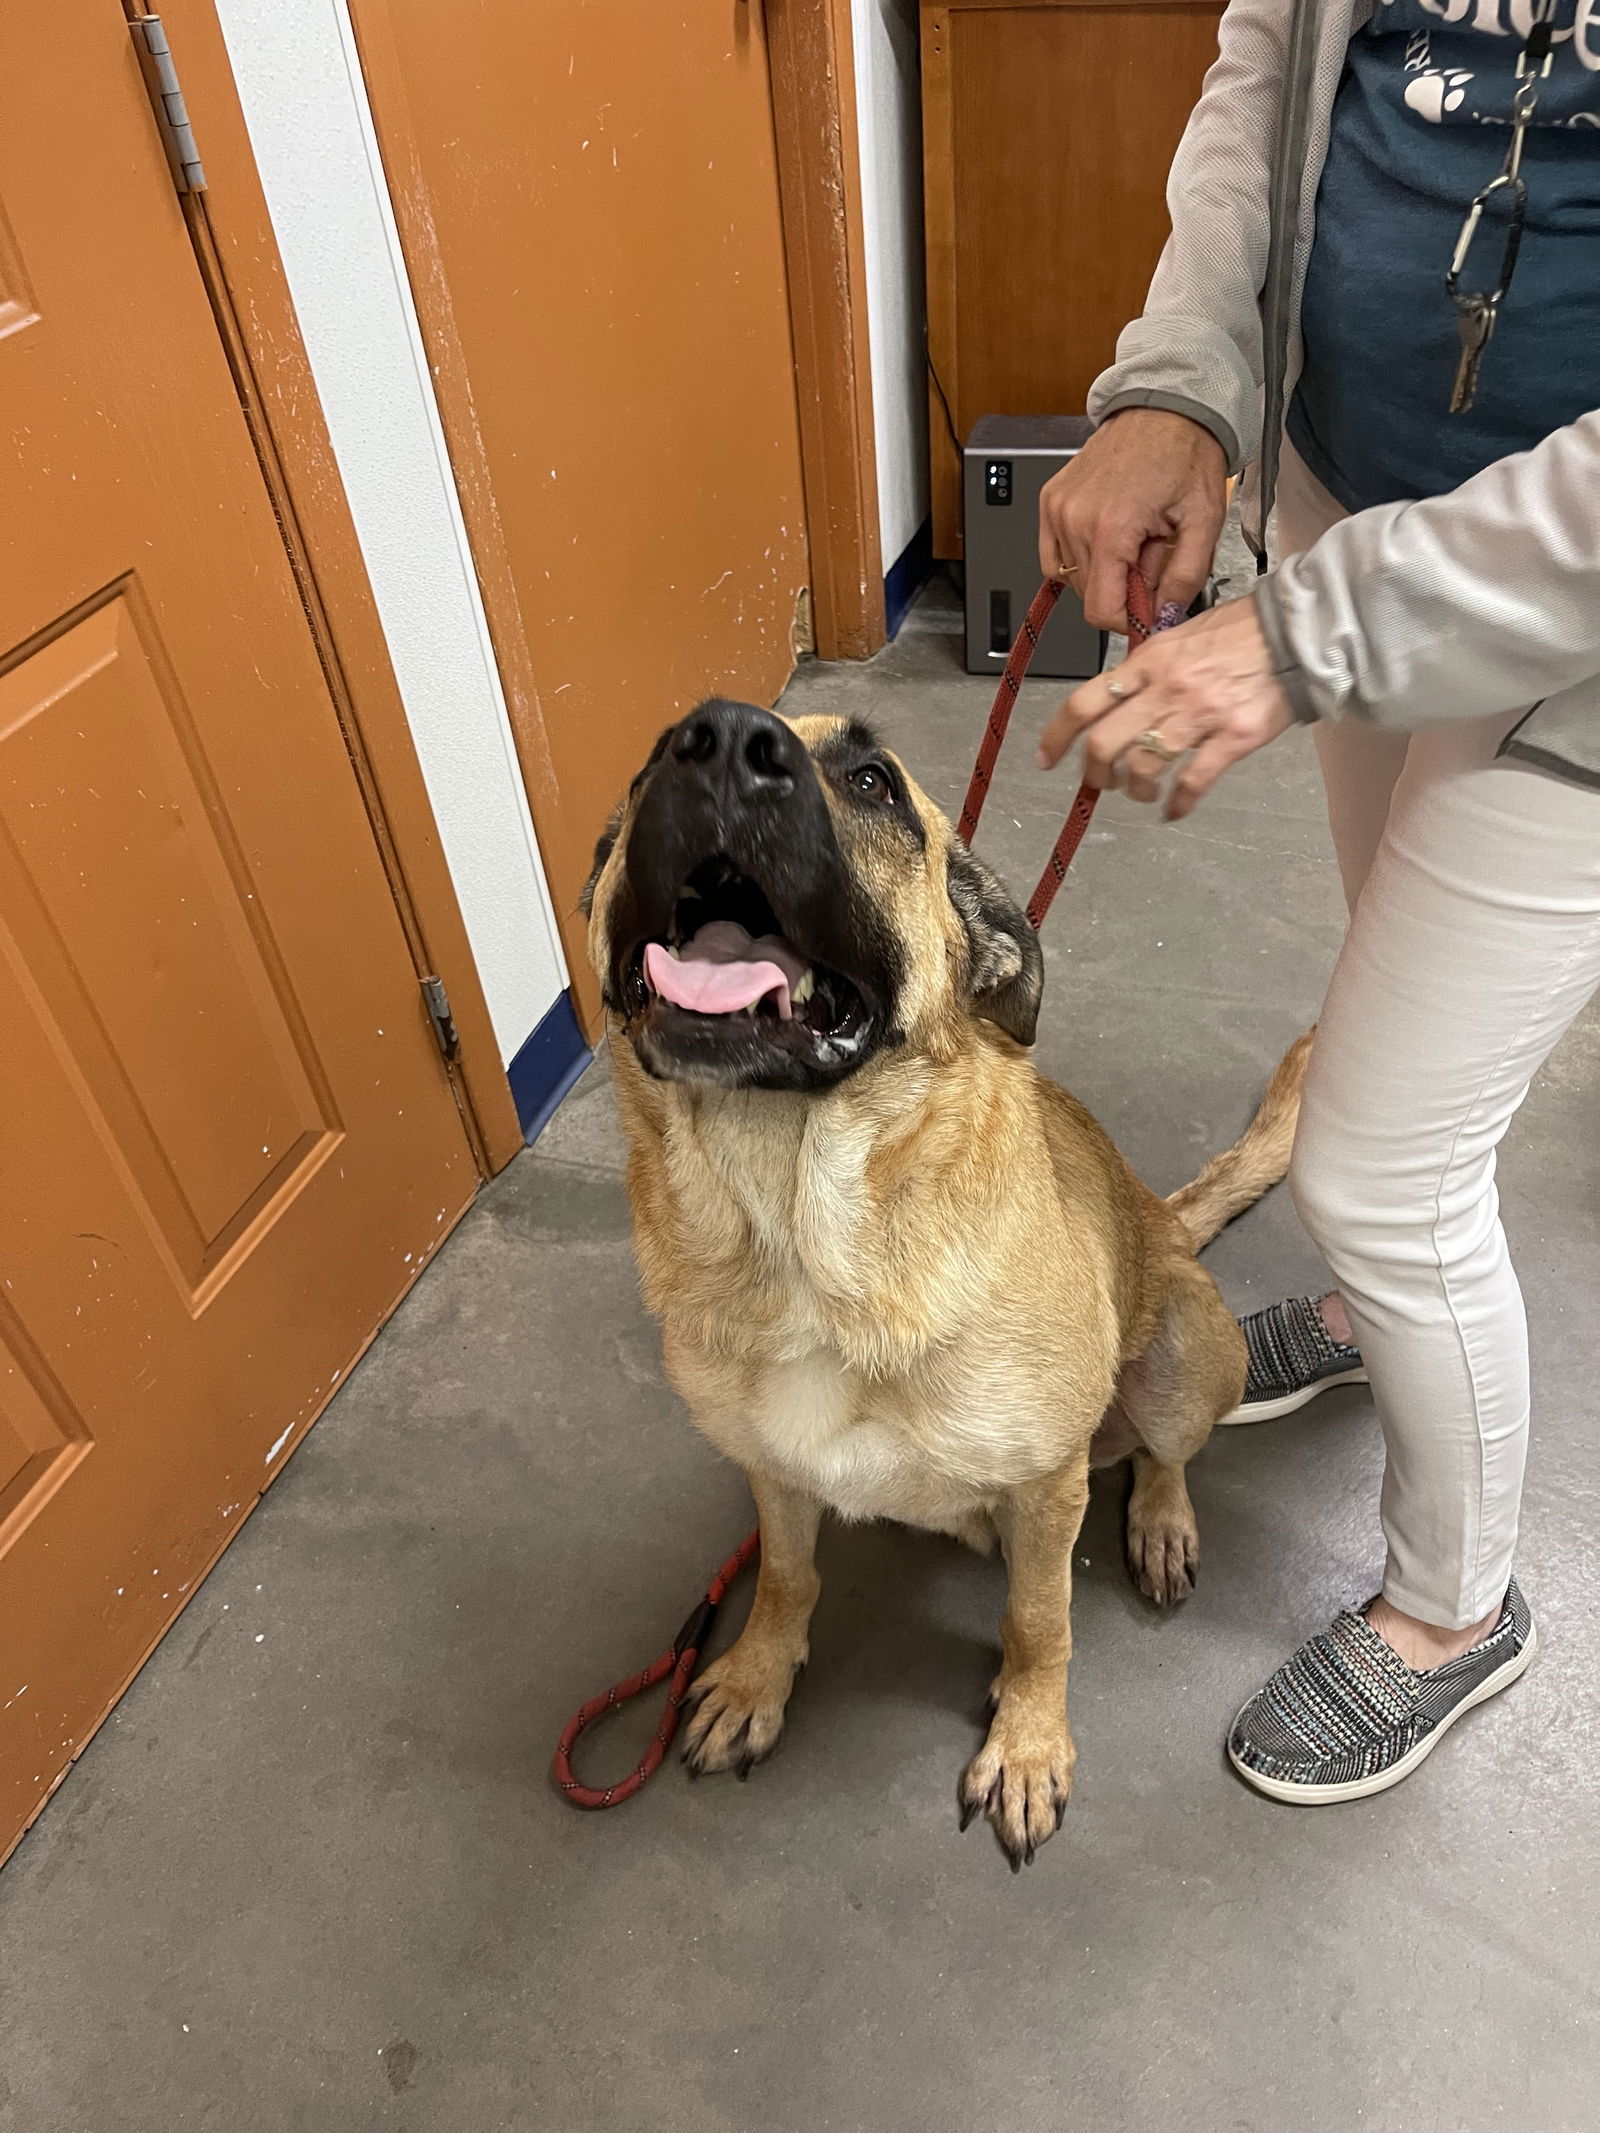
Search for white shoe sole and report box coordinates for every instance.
[1216,1366,1369,1426]
[1228,1621,1538,1806]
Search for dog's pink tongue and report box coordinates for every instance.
[645,921,807,1020]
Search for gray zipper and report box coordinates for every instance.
[1252,0,1321,564]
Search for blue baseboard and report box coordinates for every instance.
[506,989,592,1145]
[883,516,934,640]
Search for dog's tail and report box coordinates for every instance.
[1165,1029,1315,1251]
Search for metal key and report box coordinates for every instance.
[1450,296,1496,415]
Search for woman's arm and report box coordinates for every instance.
[1087,0,1298,474]
[1040,0,1295,626]
[1258,411,1600,729]
[1035,411,1600,821]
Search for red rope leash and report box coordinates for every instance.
[553,565,1178,1810]
[959,565,1162,930]
[551,1529,760,1808]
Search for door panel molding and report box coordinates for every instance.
[0,192,39,342]
[0,1300,92,1553]
[0,581,344,1293]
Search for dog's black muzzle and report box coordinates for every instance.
[606,701,899,1090]
[615,703,867,987]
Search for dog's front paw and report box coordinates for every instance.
[958,1710,1075,1870]
[680,1638,803,1779]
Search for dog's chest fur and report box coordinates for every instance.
[629,1069,1114,1528]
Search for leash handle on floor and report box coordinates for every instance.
[957,565,1163,931]
[552,1529,760,1809]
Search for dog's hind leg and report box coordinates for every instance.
[681,1467,822,1779]
[1117,1258,1246,1607]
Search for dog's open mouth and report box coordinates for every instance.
[625,856,872,1078]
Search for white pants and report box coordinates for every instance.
[1278,443,1600,1630]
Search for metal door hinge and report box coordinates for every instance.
[131,15,207,195]
[420,976,460,1061]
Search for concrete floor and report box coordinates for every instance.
[4,579,1599,2133]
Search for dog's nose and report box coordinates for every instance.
[670,701,801,802]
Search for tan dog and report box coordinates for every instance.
[584,699,1308,1867]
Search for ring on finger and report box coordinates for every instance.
[1105,676,1140,702]
[1133,727,1183,764]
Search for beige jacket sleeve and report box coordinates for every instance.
[1255,412,1600,730]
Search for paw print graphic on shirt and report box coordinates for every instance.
[1404,66,1476,123]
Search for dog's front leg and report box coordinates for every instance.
[681,1466,822,1779]
[960,1458,1089,1869]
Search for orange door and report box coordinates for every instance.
[349,0,812,1025]
[0,8,479,1859]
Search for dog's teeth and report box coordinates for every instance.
[792,970,815,1006]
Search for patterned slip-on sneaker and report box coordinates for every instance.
[1218,1293,1367,1425]
[1228,1578,1536,1806]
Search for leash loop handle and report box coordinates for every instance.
[958,565,1162,931]
[552,1529,760,1809]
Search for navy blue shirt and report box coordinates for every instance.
[1289,0,1600,513]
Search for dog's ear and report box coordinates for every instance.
[579,808,623,919]
[946,842,1043,1046]
[579,725,677,919]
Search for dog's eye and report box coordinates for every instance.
[851,763,893,804]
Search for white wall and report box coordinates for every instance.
[215,0,568,1067]
[851,0,930,573]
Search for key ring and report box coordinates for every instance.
[1446,168,1528,324]
[1440,0,1554,411]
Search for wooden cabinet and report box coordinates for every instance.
[922,0,1224,555]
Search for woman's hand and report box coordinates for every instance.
[1036,595,1295,821]
[1038,408,1228,632]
